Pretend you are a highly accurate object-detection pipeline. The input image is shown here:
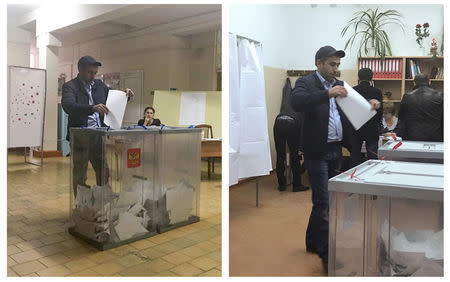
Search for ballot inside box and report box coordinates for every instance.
[328,160,443,276]
[68,127,201,250]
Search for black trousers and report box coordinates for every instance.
[71,133,109,197]
[350,134,379,168]
[273,117,304,188]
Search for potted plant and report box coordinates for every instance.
[341,8,405,65]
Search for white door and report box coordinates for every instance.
[120,70,143,127]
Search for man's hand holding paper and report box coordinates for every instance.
[369,99,381,110]
[328,85,348,98]
[335,82,377,130]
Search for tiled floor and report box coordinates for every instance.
[7,153,221,277]
[229,171,326,276]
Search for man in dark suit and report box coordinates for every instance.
[291,46,377,269]
[62,56,134,196]
[398,73,443,142]
[350,68,382,167]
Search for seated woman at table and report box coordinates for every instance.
[138,106,161,127]
[380,102,403,137]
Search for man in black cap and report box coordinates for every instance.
[62,55,134,196]
[291,46,352,270]
[350,68,382,167]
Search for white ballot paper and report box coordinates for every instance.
[336,82,376,130]
[104,90,128,129]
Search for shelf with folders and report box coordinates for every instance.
[357,56,444,104]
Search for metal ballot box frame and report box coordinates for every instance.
[328,160,443,276]
[68,126,201,250]
[378,140,443,163]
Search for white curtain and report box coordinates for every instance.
[229,33,272,186]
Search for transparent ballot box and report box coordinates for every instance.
[328,160,443,276]
[69,127,201,250]
[378,140,443,163]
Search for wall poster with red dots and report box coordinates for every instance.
[8,66,47,148]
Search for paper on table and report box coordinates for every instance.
[104,90,128,129]
[336,82,377,130]
[179,92,206,125]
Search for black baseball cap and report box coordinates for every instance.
[315,46,345,61]
[77,55,102,69]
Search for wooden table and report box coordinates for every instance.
[201,139,221,178]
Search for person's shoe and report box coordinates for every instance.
[306,244,318,254]
[300,165,306,174]
[278,185,287,191]
[293,185,309,192]
[322,260,329,275]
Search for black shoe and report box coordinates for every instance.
[306,244,317,254]
[293,185,309,192]
[322,260,328,274]
[278,185,287,191]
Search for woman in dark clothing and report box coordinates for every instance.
[137,106,161,126]
[380,102,403,137]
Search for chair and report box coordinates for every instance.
[195,124,213,139]
[195,124,215,178]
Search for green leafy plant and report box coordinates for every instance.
[341,8,405,65]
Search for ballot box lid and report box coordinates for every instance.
[328,160,443,201]
[70,126,202,136]
[378,140,443,162]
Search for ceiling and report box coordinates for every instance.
[7,4,40,17]
[8,4,221,45]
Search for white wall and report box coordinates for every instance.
[7,17,32,67]
[230,4,444,70]
[58,30,219,107]
[7,42,30,67]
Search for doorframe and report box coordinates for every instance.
[120,70,144,126]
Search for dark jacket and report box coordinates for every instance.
[137,118,161,126]
[380,117,404,137]
[279,78,304,149]
[61,76,110,140]
[352,81,383,141]
[398,85,443,142]
[291,73,353,159]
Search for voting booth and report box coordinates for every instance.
[378,140,443,163]
[228,33,272,187]
[68,127,201,250]
[328,160,443,276]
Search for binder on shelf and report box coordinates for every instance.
[358,57,406,79]
[388,59,392,79]
[410,59,416,79]
[397,59,402,79]
[405,59,411,79]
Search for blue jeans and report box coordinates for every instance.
[305,142,342,262]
